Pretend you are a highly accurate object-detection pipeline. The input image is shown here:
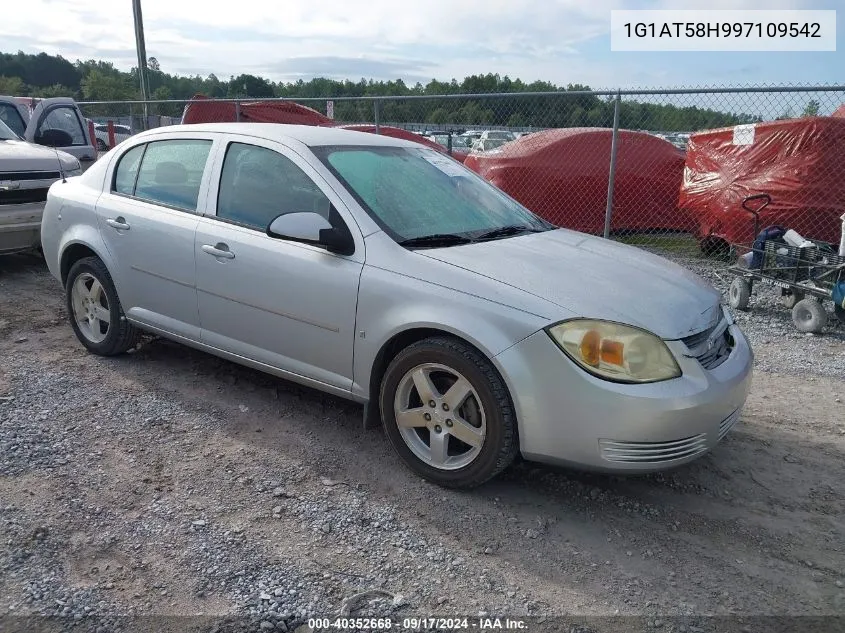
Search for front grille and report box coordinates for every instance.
[681,316,734,371]
[0,171,61,181]
[719,408,741,440]
[680,324,715,350]
[599,434,709,463]
[0,188,49,205]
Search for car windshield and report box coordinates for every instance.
[315,145,552,244]
[485,131,513,140]
[0,118,20,140]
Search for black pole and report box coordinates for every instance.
[132,0,150,128]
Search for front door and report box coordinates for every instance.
[24,98,96,165]
[195,137,364,390]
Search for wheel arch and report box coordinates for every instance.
[58,233,116,289]
[365,326,520,438]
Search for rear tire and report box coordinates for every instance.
[66,257,140,355]
[96,138,107,151]
[791,298,827,334]
[379,336,518,488]
[728,277,751,311]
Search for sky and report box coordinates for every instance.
[1,0,841,91]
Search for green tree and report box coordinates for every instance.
[228,74,274,98]
[81,68,137,101]
[32,83,78,98]
[0,75,24,94]
[802,100,820,117]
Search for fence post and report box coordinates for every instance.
[235,101,241,122]
[603,89,621,240]
[374,99,381,134]
[129,103,134,133]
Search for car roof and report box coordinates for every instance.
[135,123,420,149]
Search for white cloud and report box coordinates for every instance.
[1,0,619,82]
[0,0,836,87]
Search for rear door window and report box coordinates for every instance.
[132,140,212,212]
[0,103,26,137]
[113,144,146,195]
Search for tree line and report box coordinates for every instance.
[0,50,776,131]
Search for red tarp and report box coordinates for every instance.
[464,128,688,234]
[680,117,845,246]
[832,104,845,118]
[338,124,451,155]
[181,94,334,126]
[179,98,455,156]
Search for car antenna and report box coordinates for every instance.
[52,145,66,183]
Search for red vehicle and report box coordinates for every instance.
[464,128,688,234]
[680,117,845,253]
[338,125,452,156]
[179,97,455,157]
[181,94,334,126]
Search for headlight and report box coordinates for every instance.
[65,167,83,178]
[546,319,681,384]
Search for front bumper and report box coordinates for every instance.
[494,323,753,472]
[0,202,45,255]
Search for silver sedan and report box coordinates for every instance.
[40,123,753,488]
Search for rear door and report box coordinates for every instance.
[95,133,219,339]
[23,97,96,165]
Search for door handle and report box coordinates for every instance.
[201,243,235,259]
[106,217,130,230]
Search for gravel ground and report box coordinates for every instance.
[1,251,843,633]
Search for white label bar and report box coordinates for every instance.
[610,10,836,52]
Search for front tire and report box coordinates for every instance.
[66,257,140,355]
[379,336,518,488]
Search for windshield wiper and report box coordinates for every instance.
[473,225,547,241]
[397,233,475,248]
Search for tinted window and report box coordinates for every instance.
[113,144,146,195]
[37,106,86,146]
[216,142,330,230]
[132,140,212,212]
[0,103,25,137]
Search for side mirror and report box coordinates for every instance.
[266,212,355,256]
[35,128,73,148]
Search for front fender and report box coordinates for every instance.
[351,265,550,400]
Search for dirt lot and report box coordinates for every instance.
[1,251,844,633]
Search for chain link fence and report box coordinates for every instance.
[78,85,845,259]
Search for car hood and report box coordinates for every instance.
[417,229,723,340]
[0,140,79,172]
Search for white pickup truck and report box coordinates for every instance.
[0,96,95,255]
